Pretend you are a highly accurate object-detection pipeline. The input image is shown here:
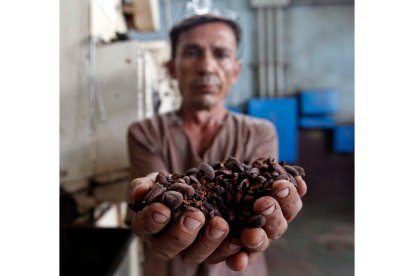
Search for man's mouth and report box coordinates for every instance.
[196,83,215,89]
[192,75,221,88]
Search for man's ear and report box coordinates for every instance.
[165,60,177,79]
[231,61,243,84]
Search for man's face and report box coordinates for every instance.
[167,22,242,110]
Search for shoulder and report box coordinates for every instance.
[128,111,177,136]
[228,112,276,134]
[227,112,278,160]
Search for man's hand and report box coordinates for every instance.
[129,177,230,263]
[207,175,308,271]
[128,175,307,271]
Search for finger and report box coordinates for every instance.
[206,237,243,264]
[226,251,249,271]
[129,177,154,202]
[272,180,303,222]
[253,196,288,239]
[181,216,229,264]
[126,177,158,226]
[131,202,171,240]
[240,228,269,253]
[294,175,307,197]
[150,207,205,259]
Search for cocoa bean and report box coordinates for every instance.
[162,191,183,209]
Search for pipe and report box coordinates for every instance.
[266,8,275,98]
[136,47,144,120]
[275,8,285,97]
[143,51,148,118]
[88,35,97,174]
[257,8,266,98]
[96,85,107,122]
[163,0,172,32]
[144,54,154,118]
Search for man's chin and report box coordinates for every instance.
[193,102,215,110]
[188,98,218,110]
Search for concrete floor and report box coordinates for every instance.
[261,128,355,275]
[264,199,354,276]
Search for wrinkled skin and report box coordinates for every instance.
[128,174,307,271]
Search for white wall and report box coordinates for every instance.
[60,1,142,192]
[60,0,92,190]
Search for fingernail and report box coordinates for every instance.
[183,216,202,231]
[247,234,265,249]
[228,241,242,251]
[261,204,275,216]
[152,211,168,223]
[276,188,289,198]
[208,227,226,239]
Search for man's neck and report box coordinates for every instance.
[181,104,228,128]
[180,103,228,156]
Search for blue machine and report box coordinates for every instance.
[300,90,338,115]
[333,125,354,153]
[247,98,298,163]
[298,90,339,129]
[299,116,336,129]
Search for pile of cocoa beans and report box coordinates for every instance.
[129,157,305,236]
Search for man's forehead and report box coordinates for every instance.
[177,22,237,48]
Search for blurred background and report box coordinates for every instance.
[60,0,354,275]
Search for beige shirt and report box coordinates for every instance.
[128,110,278,276]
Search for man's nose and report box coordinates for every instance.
[198,52,216,74]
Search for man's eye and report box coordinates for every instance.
[184,49,198,57]
[215,51,230,59]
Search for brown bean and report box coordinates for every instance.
[256,175,267,184]
[185,167,198,176]
[270,162,287,174]
[144,182,166,204]
[292,165,306,177]
[248,167,260,178]
[283,164,300,177]
[155,171,169,186]
[189,175,199,184]
[226,156,244,171]
[198,163,215,180]
[246,214,266,228]
[169,182,195,197]
[162,191,183,209]
[274,174,290,182]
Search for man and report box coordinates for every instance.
[126,14,307,276]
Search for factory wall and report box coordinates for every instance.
[131,0,354,123]
[285,6,354,123]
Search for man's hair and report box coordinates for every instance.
[169,14,242,59]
